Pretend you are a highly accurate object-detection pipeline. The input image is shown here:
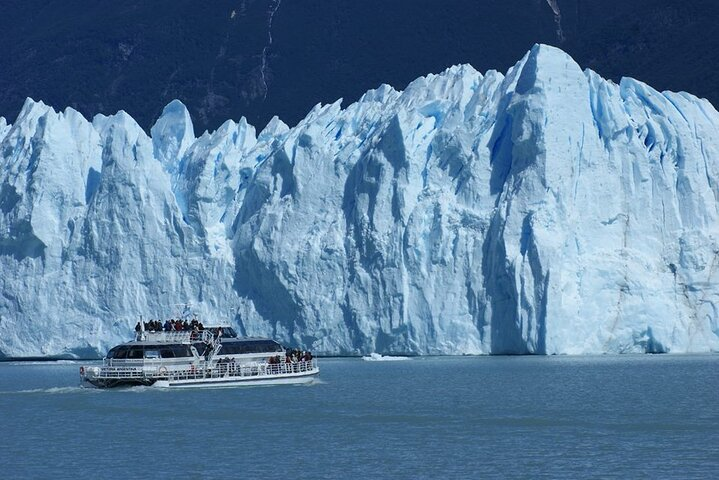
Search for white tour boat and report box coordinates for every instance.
[79,323,319,389]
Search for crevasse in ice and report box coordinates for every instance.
[1,45,718,357]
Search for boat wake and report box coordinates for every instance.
[2,360,84,366]
[303,377,326,385]
[0,385,96,395]
[1,384,164,395]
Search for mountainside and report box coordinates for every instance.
[1,1,718,132]
[1,45,719,357]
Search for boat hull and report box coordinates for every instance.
[154,369,319,388]
[81,365,319,389]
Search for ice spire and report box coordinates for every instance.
[150,100,196,174]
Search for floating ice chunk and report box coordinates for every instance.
[362,353,411,362]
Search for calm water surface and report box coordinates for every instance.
[0,355,717,479]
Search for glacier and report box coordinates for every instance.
[1,44,719,357]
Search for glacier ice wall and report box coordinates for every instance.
[1,44,719,357]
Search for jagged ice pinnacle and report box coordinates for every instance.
[1,44,718,357]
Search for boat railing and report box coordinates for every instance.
[135,330,215,343]
[103,357,189,367]
[92,359,317,380]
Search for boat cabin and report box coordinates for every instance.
[105,327,285,363]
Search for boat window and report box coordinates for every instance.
[220,340,285,355]
[219,343,237,355]
[193,343,209,356]
[160,348,175,358]
[127,346,144,359]
[107,346,129,359]
[170,344,193,357]
[253,340,283,353]
[144,349,160,359]
[225,343,247,355]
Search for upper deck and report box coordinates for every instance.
[133,327,238,344]
[107,326,286,362]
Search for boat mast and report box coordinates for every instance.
[139,314,146,341]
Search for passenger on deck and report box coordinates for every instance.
[163,319,172,332]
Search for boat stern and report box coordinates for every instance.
[79,365,103,387]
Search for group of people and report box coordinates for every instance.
[135,318,206,334]
[214,353,313,376]
[216,356,238,374]
[267,349,313,365]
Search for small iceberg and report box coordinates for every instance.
[361,353,410,362]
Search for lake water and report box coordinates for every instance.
[0,355,717,479]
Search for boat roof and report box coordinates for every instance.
[118,335,281,347]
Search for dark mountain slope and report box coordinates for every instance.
[0,0,717,132]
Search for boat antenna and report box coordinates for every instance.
[139,314,145,341]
